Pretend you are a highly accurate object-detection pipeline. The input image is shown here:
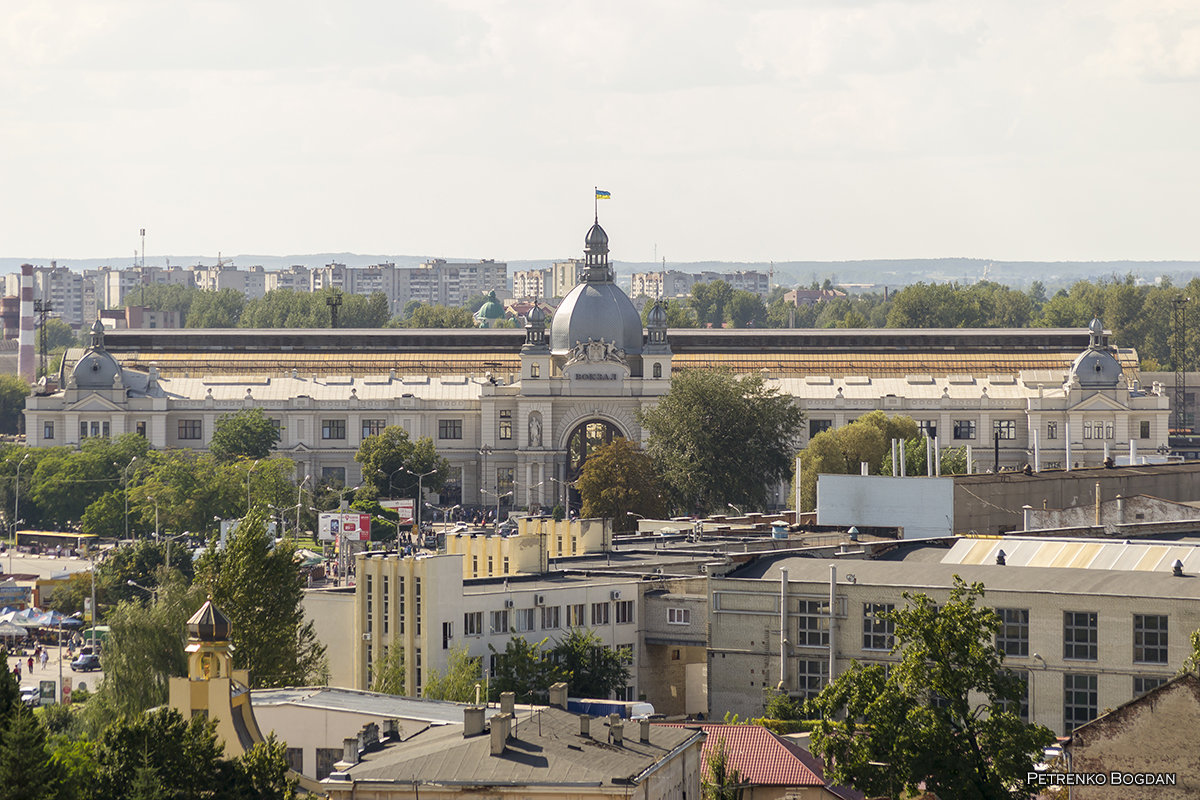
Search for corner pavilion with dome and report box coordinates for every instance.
[24,216,1170,511]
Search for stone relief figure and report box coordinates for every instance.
[567,337,627,367]
[529,413,542,447]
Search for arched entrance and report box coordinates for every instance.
[566,419,623,481]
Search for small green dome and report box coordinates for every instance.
[476,292,506,321]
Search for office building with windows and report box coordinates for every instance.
[708,535,1200,735]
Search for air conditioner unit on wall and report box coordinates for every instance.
[610,590,621,600]
[504,599,514,608]
[361,633,372,641]
[535,594,546,605]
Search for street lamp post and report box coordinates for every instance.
[126,579,158,601]
[117,457,138,540]
[246,459,261,514]
[478,445,492,511]
[481,489,512,531]
[13,452,30,546]
[405,469,439,534]
[296,474,310,539]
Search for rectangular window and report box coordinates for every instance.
[498,410,512,440]
[997,670,1029,723]
[414,578,421,635]
[615,600,634,624]
[321,466,346,487]
[1083,422,1093,440]
[1134,614,1168,664]
[591,602,610,625]
[567,604,586,627]
[995,608,1029,657]
[1104,422,1114,439]
[1134,676,1167,697]
[102,421,110,438]
[1046,421,1058,440]
[362,418,386,439]
[382,577,389,635]
[541,605,561,630]
[135,421,146,437]
[497,467,515,497]
[315,748,342,781]
[809,419,833,438]
[42,422,54,440]
[513,608,535,633]
[490,610,509,634]
[667,607,691,625]
[796,659,829,701]
[615,685,634,702]
[863,603,895,651]
[1140,420,1151,439]
[1064,611,1098,661]
[438,419,463,440]
[442,621,452,650]
[365,575,373,634]
[530,363,540,378]
[321,419,346,440]
[918,420,937,438]
[1064,673,1098,732]
[80,421,88,439]
[464,611,483,636]
[178,419,203,440]
[286,748,303,773]
[796,599,830,647]
[91,421,100,437]
[953,420,976,440]
[992,420,1016,441]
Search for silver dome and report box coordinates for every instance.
[550,281,644,355]
[72,348,122,389]
[1069,348,1123,389]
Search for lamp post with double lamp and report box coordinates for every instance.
[126,579,158,602]
[480,489,512,531]
[296,474,311,540]
[115,456,138,540]
[246,459,261,514]
[405,468,438,535]
[478,445,493,513]
[13,451,30,551]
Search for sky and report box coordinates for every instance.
[2,1,1199,265]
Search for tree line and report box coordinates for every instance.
[645,274,1200,370]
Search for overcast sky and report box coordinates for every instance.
[2,1,1198,265]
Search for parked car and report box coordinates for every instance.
[19,686,39,708]
[70,654,101,672]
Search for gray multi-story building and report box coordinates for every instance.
[630,268,770,300]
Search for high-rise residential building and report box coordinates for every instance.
[512,268,551,300]
[32,263,84,325]
[629,268,770,300]
[264,265,312,294]
[551,258,582,299]
[411,259,508,307]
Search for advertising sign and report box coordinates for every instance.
[380,499,416,524]
[319,512,371,541]
[62,677,72,704]
[39,680,56,706]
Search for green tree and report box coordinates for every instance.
[123,283,201,318]
[197,510,327,688]
[90,573,207,720]
[793,411,919,511]
[809,577,1056,800]
[47,735,99,800]
[355,426,449,497]
[186,288,245,327]
[576,438,665,532]
[40,317,77,351]
[30,434,151,530]
[233,734,298,800]
[0,375,27,435]
[879,436,970,477]
[550,629,630,699]
[641,299,697,328]
[208,408,281,462]
[639,370,804,514]
[702,736,745,800]
[724,290,767,328]
[421,645,483,702]
[92,708,231,800]
[371,646,406,695]
[762,688,802,721]
[488,636,555,702]
[690,281,734,326]
[393,304,476,328]
[0,646,19,720]
[0,707,58,800]
[340,292,391,328]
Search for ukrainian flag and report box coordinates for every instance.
[595,189,611,200]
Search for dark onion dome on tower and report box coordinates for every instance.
[550,220,643,356]
[1068,317,1123,389]
[646,299,668,330]
[71,319,123,389]
[187,597,232,642]
[474,291,506,325]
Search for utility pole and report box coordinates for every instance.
[326,289,343,329]
[33,299,52,378]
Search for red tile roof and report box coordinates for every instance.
[655,723,825,787]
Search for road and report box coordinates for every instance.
[6,637,104,705]
[2,549,96,580]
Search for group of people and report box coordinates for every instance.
[9,644,50,681]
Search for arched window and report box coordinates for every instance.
[566,419,623,479]
[652,362,662,378]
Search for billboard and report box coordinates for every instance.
[816,474,954,540]
[319,512,372,541]
[380,499,416,524]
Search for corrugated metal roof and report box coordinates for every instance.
[943,536,1200,574]
[250,687,496,725]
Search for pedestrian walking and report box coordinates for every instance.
[27,656,33,673]
[39,650,48,670]
[13,662,20,681]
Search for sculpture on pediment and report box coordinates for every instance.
[529,412,542,448]
[566,338,626,367]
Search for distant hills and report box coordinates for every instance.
[3,254,1199,292]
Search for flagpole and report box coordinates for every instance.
[594,186,598,222]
